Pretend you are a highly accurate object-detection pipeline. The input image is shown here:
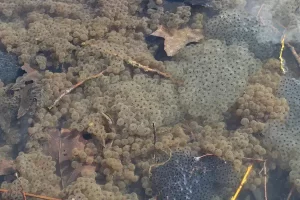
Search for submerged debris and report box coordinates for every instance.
[44,128,93,188]
[151,25,204,56]
[0,159,14,176]
[10,64,42,119]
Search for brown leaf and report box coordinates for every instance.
[151,25,204,56]
[17,84,34,118]
[11,63,41,91]
[59,128,86,163]
[43,128,60,160]
[0,159,14,175]
[45,128,86,162]
[66,163,96,185]
[10,63,42,118]
[44,128,88,188]
[20,63,41,83]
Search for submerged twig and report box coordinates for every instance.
[231,164,254,200]
[48,69,106,110]
[287,184,295,200]
[152,123,157,163]
[125,59,183,84]
[0,189,61,200]
[242,157,268,200]
[194,154,215,161]
[148,147,172,177]
[58,130,64,189]
[85,43,180,83]
[101,112,113,126]
[15,173,26,200]
[287,43,300,66]
[279,34,287,74]
[263,161,268,200]
[101,112,115,148]
[125,59,172,79]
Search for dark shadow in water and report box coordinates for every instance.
[145,35,170,61]
[268,168,297,200]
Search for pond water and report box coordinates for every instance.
[0,0,299,200]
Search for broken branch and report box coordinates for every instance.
[48,69,106,110]
[125,59,172,79]
[148,147,172,177]
[85,43,177,81]
[242,157,268,200]
[152,123,157,163]
[287,43,300,66]
[231,164,254,200]
[15,173,26,200]
[125,59,183,85]
[0,159,14,176]
[0,189,61,200]
[287,184,295,200]
[263,161,268,200]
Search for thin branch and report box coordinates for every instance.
[194,154,215,161]
[0,189,61,200]
[279,34,287,74]
[287,184,295,200]
[242,157,268,200]
[126,59,182,84]
[263,161,268,200]
[48,69,106,110]
[15,173,26,200]
[287,42,300,66]
[152,123,157,163]
[58,130,64,189]
[125,59,172,79]
[148,147,172,177]
[256,4,264,18]
[87,43,180,83]
[231,164,254,200]
[152,123,157,146]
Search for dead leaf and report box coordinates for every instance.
[151,25,204,56]
[43,128,60,159]
[21,63,41,82]
[66,163,96,185]
[17,84,34,118]
[44,128,89,188]
[0,159,15,175]
[21,63,36,73]
[9,63,42,118]
[60,128,86,162]
[11,63,41,91]
[44,128,86,162]
[81,164,96,177]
